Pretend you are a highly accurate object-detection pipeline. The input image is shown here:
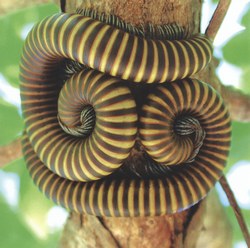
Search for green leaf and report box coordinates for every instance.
[5,158,56,233]
[222,7,250,67]
[3,158,61,247]
[241,5,250,27]
[225,207,250,246]
[0,100,23,145]
[226,121,250,170]
[241,66,250,94]
[0,3,59,87]
[0,197,44,248]
[223,29,250,67]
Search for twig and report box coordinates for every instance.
[220,175,250,247]
[205,0,231,41]
[221,84,250,122]
[0,137,22,168]
[0,0,50,15]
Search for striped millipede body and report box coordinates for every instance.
[20,11,231,217]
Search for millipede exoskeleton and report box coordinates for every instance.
[20,9,231,217]
[20,12,212,84]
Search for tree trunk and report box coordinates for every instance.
[53,0,233,247]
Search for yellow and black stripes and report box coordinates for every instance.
[20,12,212,84]
[22,77,231,217]
[21,68,137,181]
[139,79,231,166]
[19,11,231,217]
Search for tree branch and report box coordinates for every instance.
[220,175,250,247]
[55,1,233,247]
[221,85,250,122]
[0,138,22,168]
[205,0,231,41]
[0,0,50,15]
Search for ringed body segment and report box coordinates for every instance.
[20,11,231,217]
[21,12,212,84]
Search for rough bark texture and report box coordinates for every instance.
[51,0,233,247]
[59,190,231,248]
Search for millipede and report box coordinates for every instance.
[20,8,231,217]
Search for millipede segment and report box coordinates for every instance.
[21,13,212,84]
[19,11,231,217]
[139,79,231,167]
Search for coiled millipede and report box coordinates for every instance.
[20,11,231,217]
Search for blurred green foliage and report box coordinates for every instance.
[223,4,250,94]
[0,100,23,145]
[0,4,61,248]
[0,2,249,248]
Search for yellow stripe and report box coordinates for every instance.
[176,40,190,78]
[147,41,159,83]
[159,41,169,83]
[41,172,54,193]
[174,176,189,209]
[122,37,138,80]
[138,180,145,216]
[192,38,207,69]
[56,180,66,205]
[184,40,199,75]
[128,180,135,217]
[134,39,148,82]
[168,41,180,81]
[88,183,96,215]
[67,17,90,59]
[89,25,111,68]
[168,179,178,213]
[99,28,120,72]
[149,181,156,216]
[80,184,87,214]
[71,140,88,181]
[36,169,48,187]
[58,15,80,57]
[41,134,66,164]
[48,15,65,55]
[92,134,129,160]
[158,180,167,215]
[107,182,115,217]
[76,141,102,181]
[72,183,81,213]
[189,168,209,197]
[88,138,121,171]
[77,21,100,64]
[109,33,129,76]
[63,182,73,210]
[94,128,136,150]
[117,181,125,217]
[52,139,72,176]
[97,183,105,216]
[49,177,61,203]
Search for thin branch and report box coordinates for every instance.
[205,0,231,41]
[220,175,250,247]
[0,0,50,15]
[0,137,22,168]
[221,84,250,122]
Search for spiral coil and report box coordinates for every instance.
[20,11,231,217]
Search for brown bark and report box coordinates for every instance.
[54,1,233,247]
[59,190,232,248]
